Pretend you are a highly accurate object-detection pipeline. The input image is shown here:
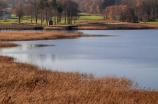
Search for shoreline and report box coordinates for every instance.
[0,31,158,103]
[0,31,114,48]
[0,31,81,41]
[0,56,158,103]
[1,23,158,31]
[0,31,113,42]
[44,23,158,30]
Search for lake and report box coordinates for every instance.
[0,30,158,89]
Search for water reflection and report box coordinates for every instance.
[0,43,55,53]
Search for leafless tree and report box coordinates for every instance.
[59,0,79,24]
[0,0,3,16]
[14,3,25,23]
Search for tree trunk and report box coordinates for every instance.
[19,17,20,23]
[35,14,38,24]
[41,9,43,25]
[45,12,48,24]
[65,11,66,24]
[31,13,32,23]
[55,10,57,25]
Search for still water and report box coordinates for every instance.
[0,30,158,89]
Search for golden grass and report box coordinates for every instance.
[0,31,81,41]
[43,23,158,30]
[0,56,158,104]
[76,23,158,30]
[0,42,18,48]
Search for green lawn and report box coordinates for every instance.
[1,13,158,25]
[78,13,91,16]
[140,19,158,24]
[1,13,103,25]
[105,22,128,25]
[0,14,17,24]
[58,15,104,25]
[47,24,76,27]
[78,15,104,21]
[0,14,42,24]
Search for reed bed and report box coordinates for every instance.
[76,23,158,30]
[43,23,158,30]
[0,56,158,104]
[0,42,18,48]
[0,31,81,41]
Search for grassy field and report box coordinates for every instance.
[140,19,158,24]
[0,14,41,24]
[0,14,104,25]
[78,15,103,21]
[78,13,91,16]
[1,13,158,26]
[46,24,77,27]
[105,22,128,24]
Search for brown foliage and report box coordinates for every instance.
[0,56,158,104]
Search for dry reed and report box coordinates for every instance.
[0,31,81,41]
[0,42,18,48]
[76,23,158,30]
[0,56,158,104]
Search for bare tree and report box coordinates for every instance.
[27,0,34,23]
[60,0,79,24]
[37,0,44,25]
[57,5,63,23]
[14,3,25,23]
[66,0,79,24]
[0,1,3,17]
[33,0,39,24]
[44,0,51,24]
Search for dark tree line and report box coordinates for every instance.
[1,0,79,24]
[0,1,3,16]
[1,0,158,23]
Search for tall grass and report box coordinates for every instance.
[0,56,158,104]
[76,23,158,30]
[0,42,18,48]
[0,31,81,41]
